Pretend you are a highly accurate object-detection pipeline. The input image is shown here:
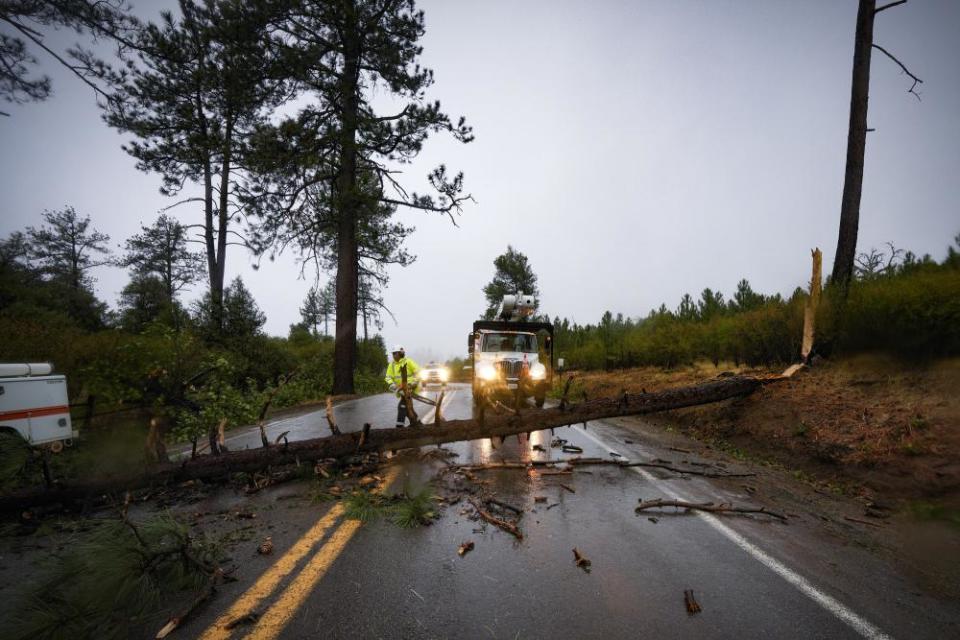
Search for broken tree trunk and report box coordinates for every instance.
[1,376,764,512]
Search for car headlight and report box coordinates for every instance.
[439,367,450,382]
[477,362,497,381]
[529,362,546,380]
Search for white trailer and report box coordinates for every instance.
[0,363,76,450]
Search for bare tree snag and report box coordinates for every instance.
[0,376,767,511]
[832,0,920,289]
[832,0,876,290]
[802,248,822,361]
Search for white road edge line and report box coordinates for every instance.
[573,423,894,640]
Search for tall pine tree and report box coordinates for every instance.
[100,1,290,333]
[244,0,472,393]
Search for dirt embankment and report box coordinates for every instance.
[563,356,960,506]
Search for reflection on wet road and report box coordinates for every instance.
[183,383,953,640]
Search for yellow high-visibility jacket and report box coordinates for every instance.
[385,357,421,395]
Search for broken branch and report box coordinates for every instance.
[635,498,787,522]
[468,498,523,540]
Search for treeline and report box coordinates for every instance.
[0,207,386,448]
[552,236,960,371]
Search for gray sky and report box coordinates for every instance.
[1,0,958,364]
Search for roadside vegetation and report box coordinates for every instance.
[0,207,387,486]
[550,235,960,370]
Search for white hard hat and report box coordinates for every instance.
[391,344,405,353]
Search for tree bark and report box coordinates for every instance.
[332,3,362,395]
[831,0,876,290]
[0,376,764,511]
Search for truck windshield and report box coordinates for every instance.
[481,333,538,353]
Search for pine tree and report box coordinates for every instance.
[119,214,204,305]
[0,0,139,116]
[731,279,764,312]
[482,246,539,319]
[118,274,170,332]
[300,285,322,335]
[100,1,290,333]
[243,0,472,394]
[25,207,111,292]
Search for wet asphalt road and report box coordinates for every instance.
[179,384,958,639]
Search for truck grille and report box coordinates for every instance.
[497,360,524,379]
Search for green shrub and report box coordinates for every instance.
[830,269,960,357]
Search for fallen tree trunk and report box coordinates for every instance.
[1,376,763,512]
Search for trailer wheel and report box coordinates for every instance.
[49,440,64,454]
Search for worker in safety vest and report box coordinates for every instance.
[384,344,421,428]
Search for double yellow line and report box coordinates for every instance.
[201,466,401,640]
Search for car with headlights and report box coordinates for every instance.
[419,362,450,387]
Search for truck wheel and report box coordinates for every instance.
[535,394,545,408]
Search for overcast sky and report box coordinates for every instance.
[1,0,958,364]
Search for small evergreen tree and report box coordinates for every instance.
[25,206,111,292]
[482,246,540,319]
[119,214,204,305]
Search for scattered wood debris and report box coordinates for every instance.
[573,547,591,572]
[684,589,702,614]
[534,496,547,503]
[458,541,475,556]
[469,498,523,540]
[561,444,584,454]
[559,483,576,494]
[635,498,787,522]
[257,537,274,555]
[532,444,547,452]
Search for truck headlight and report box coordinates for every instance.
[529,362,546,380]
[477,362,497,381]
[440,367,450,382]
[419,370,428,381]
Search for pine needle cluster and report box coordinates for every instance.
[1,513,221,640]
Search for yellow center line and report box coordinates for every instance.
[241,465,403,640]
[199,503,347,640]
